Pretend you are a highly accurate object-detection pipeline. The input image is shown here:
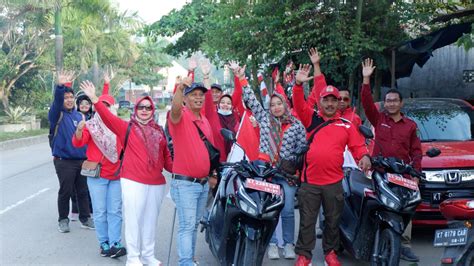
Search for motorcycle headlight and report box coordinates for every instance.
[380,193,401,210]
[238,198,257,216]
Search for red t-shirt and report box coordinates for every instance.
[72,127,121,180]
[168,107,215,178]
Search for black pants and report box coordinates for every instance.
[295,181,344,259]
[53,159,90,223]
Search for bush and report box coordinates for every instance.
[5,106,31,123]
[35,109,50,129]
[156,103,166,110]
[117,108,131,119]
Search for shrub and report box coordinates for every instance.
[5,106,31,123]
[35,109,50,129]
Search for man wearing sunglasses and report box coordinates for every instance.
[306,47,362,127]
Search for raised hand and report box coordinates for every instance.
[103,67,114,83]
[362,58,376,78]
[236,65,246,80]
[358,155,372,172]
[228,60,239,73]
[77,116,86,131]
[57,70,75,85]
[175,75,182,85]
[179,76,193,92]
[80,80,98,103]
[308,47,321,65]
[295,64,313,85]
[188,56,198,71]
[200,58,212,77]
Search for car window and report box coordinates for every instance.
[404,105,473,142]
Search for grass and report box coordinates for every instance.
[0,128,48,142]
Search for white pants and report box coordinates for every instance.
[121,178,165,266]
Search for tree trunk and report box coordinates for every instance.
[54,2,63,76]
[92,45,99,87]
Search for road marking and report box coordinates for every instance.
[0,188,50,215]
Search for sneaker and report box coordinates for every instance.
[267,243,280,260]
[80,218,95,230]
[109,242,127,258]
[400,246,419,262]
[325,250,341,266]
[283,243,296,259]
[294,255,312,266]
[69,213,79,221]
[58,219,70,233]
[100,242,110,257]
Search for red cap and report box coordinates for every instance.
[320,85,340,99]
[99,94,115,106]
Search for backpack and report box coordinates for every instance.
[48,111,63,149]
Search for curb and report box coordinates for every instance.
[0,134,48,151]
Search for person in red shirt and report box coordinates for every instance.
[306,48,362,127]
[360,58,422,262]
[168,77,215,266]
[292,64,371,266]
[72,92,126,259]
[80,81,172,266]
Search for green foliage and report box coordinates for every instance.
[34,109,50,129]
[5,105,31,123]
[147,0,472,90]
[117,107,131,119]
[0,128,48,142]
[156,103,166,110]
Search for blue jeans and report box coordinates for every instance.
[270,177,297,245]
[170,179,209,266]
[87,177,122,245]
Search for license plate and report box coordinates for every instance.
[433,228,468,247]
[431,192,443,205]
[387,173,419,191]
[245,179,281,195]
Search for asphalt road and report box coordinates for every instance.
[0,139,445,265]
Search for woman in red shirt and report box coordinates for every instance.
[72,93,126,258]
[80,81,172,266]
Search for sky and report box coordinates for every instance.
[112,0,188,24]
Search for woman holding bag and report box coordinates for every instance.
[80,80,172,266]
[72,93,126,258]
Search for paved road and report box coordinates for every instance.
[0,140,445,265]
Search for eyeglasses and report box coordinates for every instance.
[137,105,152,111]
[338,97,350,102]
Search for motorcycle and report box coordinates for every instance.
[202,129,285,266]
[434,198,474,265]
[337,125,440,266]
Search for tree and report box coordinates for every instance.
[147,0,472,96]
[0,3,51,109]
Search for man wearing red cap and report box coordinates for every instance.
[292,64,372,266]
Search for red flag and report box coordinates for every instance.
[230,111,260,161]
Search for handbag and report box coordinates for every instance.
[81,156,104,178]
[193,122,221,174]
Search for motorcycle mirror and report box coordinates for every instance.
[221,128,236,143]
[426,148,441,158]
[358,125,374,139]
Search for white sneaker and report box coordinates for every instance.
[267,243,280,259]
[283,243,296,259]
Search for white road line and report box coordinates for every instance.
[0,188,50,215]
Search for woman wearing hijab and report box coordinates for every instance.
[215,94,239,156]
[80,81,173,266]
[72,93,126,258]
[235,64,307,260]
[76,91,94,120]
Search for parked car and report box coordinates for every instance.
[118,100,131,109]
[367,98,474,226]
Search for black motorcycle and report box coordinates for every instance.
[202,129,285,266]
[337,126,440,266]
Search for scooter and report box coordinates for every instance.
[434,198,474,265]
[202,129,285,266]
[337,126,440,266]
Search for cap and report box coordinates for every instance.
[184,82,208,96]
[320,85,340,99]
[99,94,115,105]
[210,83,222,91]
